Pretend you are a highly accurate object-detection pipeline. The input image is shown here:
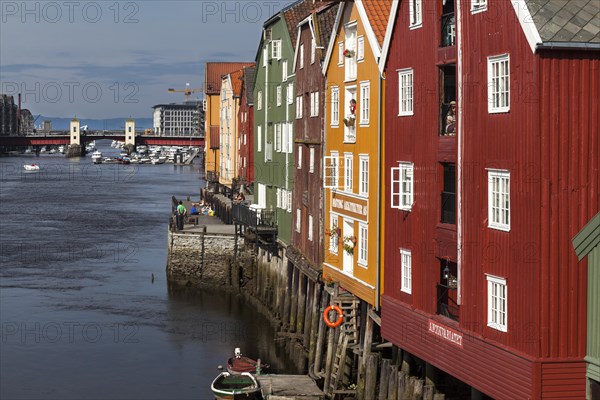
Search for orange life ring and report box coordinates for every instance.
[323,305,343,328]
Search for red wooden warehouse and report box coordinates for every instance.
[237,66,256,187]
[379,0,599,398]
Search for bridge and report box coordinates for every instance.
[0,133,205,147]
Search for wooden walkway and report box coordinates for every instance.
[257,375,324,399]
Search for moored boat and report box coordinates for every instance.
[210,372,261,400]
[23,164,40,171]
[91,151,103,164]
[227,348,268,374]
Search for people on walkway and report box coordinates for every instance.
[176,200,187,230]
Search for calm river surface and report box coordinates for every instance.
[0,140,296,400]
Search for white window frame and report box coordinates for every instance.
[338,42,344,66]
[359,81,370,125]
[287,122,293,154]
[258,183,266,208]
[311,37,316,64]
[299,44,305,69]
[287,84,294,105]
[358,223,368,266]
[409,0,422,29]
[398,68,414,116]
[344,153,353,192]
[257,91,263,111]
[263,47,268,67]
[308,215,314,241]
[471,0,487,13]
[310,91,319,117]
[257,125,262,152]
[282,60,288,81]
[297,145,303,169]
[275,123,282,153]
[488,54,510,113]
[329,215,339,254]
[309,147,315,173]
[400,249,412,294]
[276,85,282,107]
[488,169,510,231]
[296,95,303,119]
[324,152,339,189]
[391,162,414,211]
[359,155,369,196]
[357,36,365,61]
[487,275,507,332]
[344,22,358,82]
[296,209,301,233]
[331,87,340,126]
[272,40,282,60]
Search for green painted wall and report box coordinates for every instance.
[253,15,295,245]
[587,247,599,383]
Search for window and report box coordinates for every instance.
[331,87,340,126]
[344,23,357,81]
[287,192,292,213]
[391,163,414,211]
[257,91,263,111]
[287,84,294,105]
[309,147,315,173]
[324,152,339,189]
[409,0,422,28]
[471,0,487,13]
[287,122,293,154]
[488,169,510,231]
[297,145,303,169]
[487,275,507,332]
[299,44,304,69]
[258,183,266,208]
[311,37,316,64]
[282,60,288,81]
[344,153,353,192]
[401,249,412,294]
[330,216,339,253]
[338,42,344,66]
[357,36,365,61]
[272,40,282,59]
[308,215,314,241]
[441,163,456,224]
[296,95,303,119]
[360,82,370,125]
[310,91,319,117]
[398,69,414,116]
[488,54,510,113]
[296,209,301,232]
[263,47,267,67]
[358,224,368,266]
[257,125,262,152]
[276,86,282,106]
[359,155,369,196]
[275,123,282,152]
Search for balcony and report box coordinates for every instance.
[441,13,456,47]
[437,283,459,322]
[232,203,278,250]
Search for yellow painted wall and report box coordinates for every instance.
[323,3,385,306]
[204,93,221,173]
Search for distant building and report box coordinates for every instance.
[152,101,204,136]
[20,109,34,135]
[41,120,52,132]
[0,94,18,136]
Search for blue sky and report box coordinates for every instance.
[0,0,295,119]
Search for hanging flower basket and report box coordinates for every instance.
[343,49,355,58]
[343,116,355,127]
[343,235,357,255]
[325,226,341,238]
[321,273,335,287]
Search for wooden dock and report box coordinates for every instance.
[257,375,324,399]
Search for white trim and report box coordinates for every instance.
[398,68,414,116]
[344,152,354,193]
[487,54,510,114]
[487,169,510,232]
[357,35,365,62]
[323,3,346,75]
[292,26,302,72]
[486,274,508,332]
[400,249,412,294]
[357,223,368,267]
[470,0,488,14]
[359,154,369,196]
[309,147,315,174]
[331,86,340,126]
[510,0,542,54]
[409,0,423,30]
[378,0,400,74]
[322,263,375,289]
[356,0,382,60]
[359,81,370,125]
[308,214,314,241]
[457,0,463,305]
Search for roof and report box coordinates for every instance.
[243,66,256,105]
[362,0,393,46]
[283,0,334,50]
[573,212,600,261]
[525,0,600,44]
[152,103,199,110]
[228,68,245,97]
[315,1,341,62]
[205,62,254,95]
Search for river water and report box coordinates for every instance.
[0,141,296,400]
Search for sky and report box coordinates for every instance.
[0,0,296,119]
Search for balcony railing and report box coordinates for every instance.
[232,203,277,230]
[441,191,456,224]
[437,283,460,322]
[441,13,456,47]
[206,170,220,183]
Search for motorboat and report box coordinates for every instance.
[210,372,260,400]
[91,151,103,164]
[23,164,40,171]
[227,348,268,375]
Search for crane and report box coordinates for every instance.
[167,83,204,102]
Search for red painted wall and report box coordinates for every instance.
[238,84,254,183]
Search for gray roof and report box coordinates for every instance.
[243,67,256,105]
[526,0,600,44]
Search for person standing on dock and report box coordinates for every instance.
[176,201,187,231]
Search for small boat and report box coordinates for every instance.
[227,348,268,374]
[91,151,103,164]
[210,372,261,400]
[23,164,40,171]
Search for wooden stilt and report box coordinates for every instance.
[289,267,299,332]
[296,274,306,334]
[364,353,379,400]
[378,358,391,400]
[313,288,329,376]
[308,281,320,370]
[387,363,399,400]
[303,279,313,349]
[323,322,337,393]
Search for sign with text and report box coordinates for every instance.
[428,319,463,348]
[331,192,368,222]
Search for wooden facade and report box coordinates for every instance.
[219,69,243,189]
[238,66,255,185]
[322,0,390,307]
[380,0,599,398]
